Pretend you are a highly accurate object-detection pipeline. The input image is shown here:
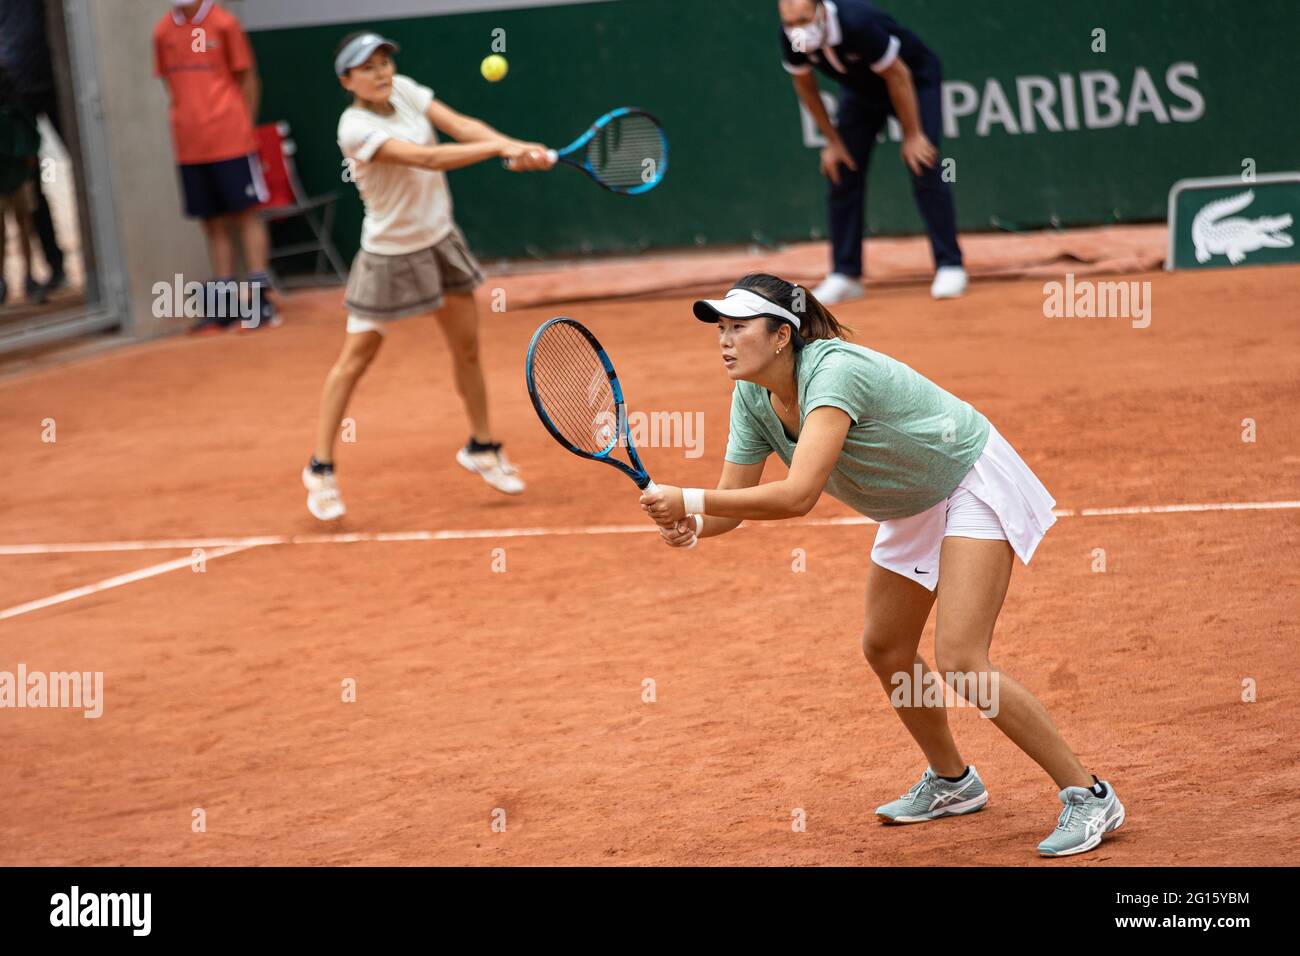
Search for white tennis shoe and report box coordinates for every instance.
[931,266,968,299]
[457,444,525,495]
[812,272,865,305]
[302,466,346,521]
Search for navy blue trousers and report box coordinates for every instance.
[828,66,962,277]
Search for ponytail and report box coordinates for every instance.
[730,272,853,350]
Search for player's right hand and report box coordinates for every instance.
[820,140,857,185]
[501,140,552,171]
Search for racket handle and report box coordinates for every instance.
[502,148,559,171]
[645,480,698,549]
[645,479,668,522]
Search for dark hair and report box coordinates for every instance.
[731,272,852,351]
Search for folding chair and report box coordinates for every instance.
[255,121,348,287]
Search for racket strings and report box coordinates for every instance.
[539,347,616,453]
[585,114,666,190]
[531,324,620,454]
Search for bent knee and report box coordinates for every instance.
[861,629,915,675]
[334,345,380,379]
[450,339,480,367]
[934,650,992,679]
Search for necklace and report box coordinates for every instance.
[772,380,797,413]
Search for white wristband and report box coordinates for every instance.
[683,488,706,516]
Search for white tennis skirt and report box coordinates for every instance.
[870,422,1057,592]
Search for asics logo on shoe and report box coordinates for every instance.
[928,779,974,811]
[1082,806,1118,839]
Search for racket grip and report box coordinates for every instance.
[644,480,670,526]
[645,481,698,549]
[502,148,559,170]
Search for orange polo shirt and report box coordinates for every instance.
[153,1,257,165]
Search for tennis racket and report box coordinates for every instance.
[525,317,696,546]
[506,107,668,195]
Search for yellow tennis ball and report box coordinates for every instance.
[480,54,508,82]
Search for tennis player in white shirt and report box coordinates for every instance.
[304,32,552,520]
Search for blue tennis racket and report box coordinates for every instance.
[509,107,667,195]
[525,317,695,544]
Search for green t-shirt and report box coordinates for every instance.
[724,337,990,521]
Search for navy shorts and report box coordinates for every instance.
[178,153,268,220]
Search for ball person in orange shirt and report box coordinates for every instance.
[153,0,277,332]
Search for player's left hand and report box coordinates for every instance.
[640,484,686,524]
[658,517,699,549]
[901,133,938,175]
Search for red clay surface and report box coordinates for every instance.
[2,261,1298,865]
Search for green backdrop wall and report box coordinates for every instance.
[249,0,1300,263]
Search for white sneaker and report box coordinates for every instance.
[930,266,968,299]
[811,272,865,305]
[302,466,346,521]
[456,445,525,495]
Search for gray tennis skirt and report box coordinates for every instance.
[343,225,485,321]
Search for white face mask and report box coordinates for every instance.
[785,8,826,53]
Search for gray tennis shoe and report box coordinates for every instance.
[1037,779,1125,857]
[875,765,989,824]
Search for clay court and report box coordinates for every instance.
[3,248,1297,866]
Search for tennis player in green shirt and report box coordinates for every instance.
[640,272,1125,857]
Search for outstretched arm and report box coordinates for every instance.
[697,458,768,538]
[426,99,552,170]
[426,99,506,144]
[370,136,520,172]
[642,407,852,524]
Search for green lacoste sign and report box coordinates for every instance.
[1168,173,1300,269]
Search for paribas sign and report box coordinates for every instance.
[807,63,1204,147]
[942,63,1203,138]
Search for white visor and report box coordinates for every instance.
[692,287,802,331]
[335,33,400,76]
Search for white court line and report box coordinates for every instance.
[0,545,256,621]
[1077,501,1300,516]
[0,500,1297,556]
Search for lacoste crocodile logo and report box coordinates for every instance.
[1192,190,1294,265]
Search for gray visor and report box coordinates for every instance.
[334,33,399,76]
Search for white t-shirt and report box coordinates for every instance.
[337,74,455,256]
